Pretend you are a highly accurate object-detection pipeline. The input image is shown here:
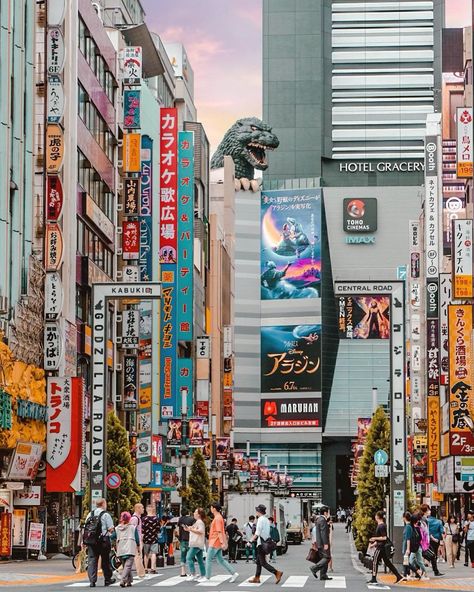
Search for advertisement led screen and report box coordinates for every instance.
[337,295,390,339]
[261,325,321,393]
[260,189,321,300]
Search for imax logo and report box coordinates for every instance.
[345,236,375,244]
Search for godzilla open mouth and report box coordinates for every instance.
[247,142,274,168]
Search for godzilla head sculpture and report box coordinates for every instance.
[211,117,279,182]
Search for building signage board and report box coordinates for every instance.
[123,133,141,173]
[124,178,140,216]
[44,272,63,321]
[139,135,153,281]
[260,189,321,300]
[47,0,66,26]
[444,196,466,256]
[121,309,139,348]
[439,274,452,384]
[138,358,152,409]
[46,27,65,74]
[123,265,140,283]
[46,377,83,492]
[342,198,377,233]
[123,90,141,129]
[136,435,152,459]
[27,522,43,551]
[123,355,138,411]
[339,161,424,173]
[7,442,43,480]
[177,131,194,341]
[337,295,390,339]
[449,305,474,455]
[121,46,142,85]
[45,124,64,173]
[122,221,140,260]
[196,336,210,359]
[178,358,193,417]
[261,324,321,393]
[424,136,440,279]
[12,509,26,547]
[261,397,321,428]
[453,219,473,299]
[44,321,62,371]
[160,268,177,418]
[427,396,440,475]
[46,175,63,221]
[426,318,440,399]
[90,283,161,501]
[159,108,178,264]
[456,107,473,178]
[0,513,11,557]
[45,223,63,271]
[47,75,64,123]
[85,194,114,243]
[14,487,41,507]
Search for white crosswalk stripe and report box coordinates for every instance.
[154,575,189,586]
[367,585,390,590]
[196,575,232,586]
[109,574,163,586]
[281,575,309,588]
[238,575,271,586]
[324,576,346,589]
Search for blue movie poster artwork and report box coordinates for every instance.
[260,188,321,300]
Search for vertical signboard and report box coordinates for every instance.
[120,46,142,85]
[159,108,178,264]
[427,397,440,475]
[177,130,194,341]
[123,355,138,411]
[456,107,473,178]
[124,178,140,216]
[45,124,64,174]
[160,269,177,419]
[46,377,83,492]
[123,90,141,129]
[122,221,140,260]
[424,137,440,279]
[121,309,139,348]
[449,305,474,455]
[139,136,153,281]
[453,219,473,299]
[439,274,452,385]
[123,133,141,173]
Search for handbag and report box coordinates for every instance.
[422,547,436,562]
[449,524,460,544]
[384,538,395,557]
[261,537,277,554]
[306,548,320,564]
[232,533,243,543]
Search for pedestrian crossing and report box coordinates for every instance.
[65,574,365,589]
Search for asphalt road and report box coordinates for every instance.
[2,525,474,591]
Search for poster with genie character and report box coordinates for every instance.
[261,324,321,393]
[261,189,321,300]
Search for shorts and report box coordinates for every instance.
[143,543,159,554]
[180,540,189,565]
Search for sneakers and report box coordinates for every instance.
[421,575,430,581]
[230,573,239,583]
[197,576,209,583]
[185,575,196,582]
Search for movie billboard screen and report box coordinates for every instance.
[261,324,321,393]
[337,295,390,339]
[260,189,321,300]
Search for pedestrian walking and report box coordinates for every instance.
[114,512,140,588]
[130,503,145,578]
[345,513,353,534]
[243,516,257,563]
[268,517,280,563]
[178,509,195,576]
[248,504,283,584]
[405,512,428,581]
[83,498,116,588]
[328,517,334,572]
[184,508,207,582]
[419,504,443,576]
[309,506,332,581]
[464,512,474,567]
[142,505,161,574]
[204,502,239,583]
[157,517,168,558]
[225,518,242,563]
[368,511,406,585]
[444,515,460,568]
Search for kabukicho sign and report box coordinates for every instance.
[46,124,64,173]
[46,176,63,221]
[45,223,63,271]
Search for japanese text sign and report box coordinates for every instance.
[123,90,141,129]
[453,219,473,299]
[457,107,473,178]
[159,108,178,264]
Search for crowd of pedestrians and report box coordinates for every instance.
[82,498,284,588]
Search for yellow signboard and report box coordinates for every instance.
[123,133,141,173]
[427,397,440,475]
[46,124,64,173]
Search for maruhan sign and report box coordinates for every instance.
[339,162,425,173]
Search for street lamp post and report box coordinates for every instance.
[211,414,219,495]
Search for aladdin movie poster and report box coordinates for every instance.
[261,324,321,393]
[260,189,321,300]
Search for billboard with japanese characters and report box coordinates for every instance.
[260,189,321,300]
[159,108,178,264]
[261,324,321,393]
[337,295,390,339]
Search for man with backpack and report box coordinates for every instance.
[243,516,257,563]
[420,504,443,576]
[83,498,115,587]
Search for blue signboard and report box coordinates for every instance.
[140,135,153,281]
[160,265,177,418]
[177,131,194,341]
[123,90,141,129]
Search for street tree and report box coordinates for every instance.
[181,448,211,515]
[353,406,390,552]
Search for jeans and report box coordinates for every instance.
[86,539,113,585]
[120,556,135,585]
[310,550,330,579]
[410,548,426,574]
[180,540,189,566]
[205,547,235,579]
[187,547,206,576]
[255,545,277,577]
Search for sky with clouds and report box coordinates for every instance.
[142,0,471,152]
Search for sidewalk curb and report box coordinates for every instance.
[348,532,370,576]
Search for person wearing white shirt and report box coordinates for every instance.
[247,505,283,584]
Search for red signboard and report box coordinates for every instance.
[46,175,63,221]
[196,401,209,418]
[46,377,84,492]
[0,513,12,557]
[122,220,140,260]
[159,108,178,264]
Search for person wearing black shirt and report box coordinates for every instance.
[178,510,196,576]
[226,518,242,563]
[369,511,405,584]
